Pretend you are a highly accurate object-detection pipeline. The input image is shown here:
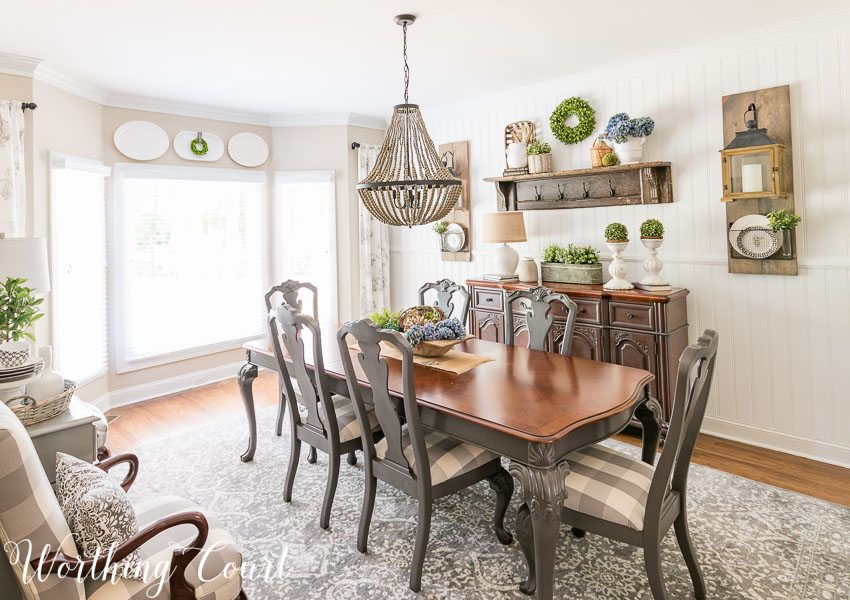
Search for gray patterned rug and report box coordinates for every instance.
[128,406,850,599]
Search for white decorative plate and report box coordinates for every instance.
[728,214,782,259]
[113,121,169,161]
[173,131,225,162]
[442,223,466,252]
[227,132,269,167]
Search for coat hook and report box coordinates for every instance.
[196,131,203,143]
[608,179,616,197]
[534,185,542,201]
[557,184,565,200]
[582,182,590,198]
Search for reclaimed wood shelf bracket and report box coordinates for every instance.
[484,162,673,211]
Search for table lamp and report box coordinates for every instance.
[0,235,51,292]
[483,212,527,276]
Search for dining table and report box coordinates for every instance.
[237,328,663,600]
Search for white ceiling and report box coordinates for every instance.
[2,0,847,121]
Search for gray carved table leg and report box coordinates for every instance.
[239,362,259,463]
[510,443,570,598]
[634,391,663,466]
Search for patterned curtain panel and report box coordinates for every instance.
[358,144,391,316]
[0,101,26,236]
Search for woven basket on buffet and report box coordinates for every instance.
[5,380,76,426]
[590,137,613,168]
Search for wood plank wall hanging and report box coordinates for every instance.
[437,140,472,262]
[721,85,797,276]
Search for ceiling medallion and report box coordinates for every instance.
[356,14,462,228]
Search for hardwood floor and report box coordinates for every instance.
[107,371,850,508]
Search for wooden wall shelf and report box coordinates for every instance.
[484,161,673,211]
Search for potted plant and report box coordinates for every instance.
[0,277,44,343]
[541,244,603,284]
[638,219,669,287]
[603,223,634,290]
[766,208,801,259]
[603,113,655,164]
[526,140,553,174]
[433,221,448,250]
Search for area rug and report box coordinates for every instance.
[127,406,850,599]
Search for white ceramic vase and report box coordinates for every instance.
[639,238,669,286]
[506,142,529,169]
[603,241,634,290]
[613,138,645,164]
[516,257,539,283]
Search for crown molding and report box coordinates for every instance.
[34,64,109,104]
[104,92,271,126]
[0,52,42,77]
[269,112,386,130]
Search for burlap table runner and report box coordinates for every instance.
[347,339,493,375]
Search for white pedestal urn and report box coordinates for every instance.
[613,137,645,164]
[639,237,669,286]
[603,241,634,290]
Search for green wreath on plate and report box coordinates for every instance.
[190,137,209,156]
[550,97,596,145]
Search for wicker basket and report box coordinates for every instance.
[528,153,552,175]
[590,137,613,168]
[5,380,76,426]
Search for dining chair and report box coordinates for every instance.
[268,304,382,530]
[504,285,578,355]
[418,278,471,324]
[336,319,514,593]
[516,329,719,599]
[264,279,319,460]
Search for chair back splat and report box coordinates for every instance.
[265,279,319,318]
[418,279,470,324]
[504,285,578,355]
[337,319,430,486]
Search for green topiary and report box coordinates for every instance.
[601,152,619,167]
[526,140,552,155]
[640,218,664,238]
[550,97,596,145]
[604,222,629,242]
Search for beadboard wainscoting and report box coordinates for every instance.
[389,14,850,467]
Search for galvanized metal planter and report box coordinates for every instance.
[541,262,603,285]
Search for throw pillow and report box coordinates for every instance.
[55,453,143,580]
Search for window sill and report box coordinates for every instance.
[115,335,264,374]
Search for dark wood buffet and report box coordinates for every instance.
[465,279,690,424]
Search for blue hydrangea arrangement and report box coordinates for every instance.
[404,317,466,347]
[603,112,656,143]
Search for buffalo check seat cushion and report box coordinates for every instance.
[85,496,242,600]
[563,443,655,531]
[375,425,499,485]
[319,394,380,443]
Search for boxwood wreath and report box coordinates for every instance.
[190,137,209,156]
[550,97,596,145]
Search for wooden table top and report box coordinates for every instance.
[245,330,653,444]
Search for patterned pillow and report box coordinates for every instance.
[55,453,144,580]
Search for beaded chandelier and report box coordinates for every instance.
[357,14,462,228]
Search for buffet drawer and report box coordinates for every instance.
[609,301,655,331]
[472,287,504,311]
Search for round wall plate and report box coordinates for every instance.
[729,214,782,259]
[173,131,225,162]
[113,121,169,161]
[227,132,269,167]
[441,223,466,252]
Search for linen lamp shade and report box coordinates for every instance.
[0,237,51,292]
[482,212,527,244]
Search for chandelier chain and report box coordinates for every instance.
[402,22,409,104]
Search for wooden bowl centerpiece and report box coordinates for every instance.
[397,306,469,357]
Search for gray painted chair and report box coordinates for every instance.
[418,279,471,324]
[265,280,319,460]
[517,330,720,599]
[504,285,579,355]
[336,319,514,593]
[267,305,382,530]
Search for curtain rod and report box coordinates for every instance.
[351,142,360,150]
[21,102,37,111]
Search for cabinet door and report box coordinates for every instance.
[472,311,504,344]
[609,329,658,397]
[561,325,604,361]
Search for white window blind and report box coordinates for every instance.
[274,171,337,321]
[113,164,267,372]
[49,153,110,384]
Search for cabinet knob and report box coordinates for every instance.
[485,297,493,303]
[627,313,635,319]
[579,308,585,314]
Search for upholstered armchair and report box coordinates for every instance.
[0,402,247,600]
